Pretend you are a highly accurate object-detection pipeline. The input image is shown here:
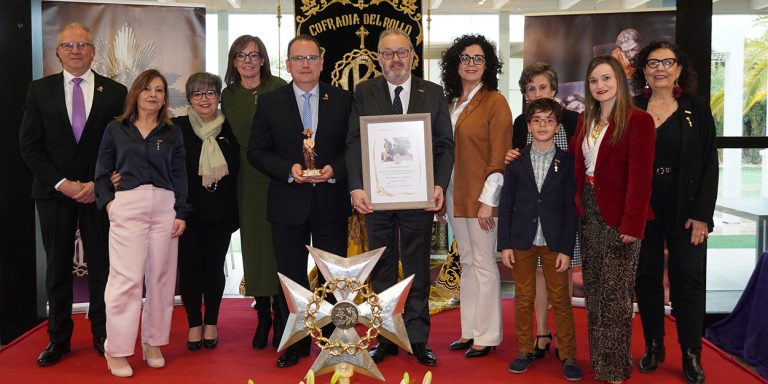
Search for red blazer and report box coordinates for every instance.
[570,108,655,239]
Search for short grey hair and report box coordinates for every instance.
[58,23,92,44]
[185,72,222,102]
[377,29,414,51]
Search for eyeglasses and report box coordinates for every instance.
[378,49,412,60]
[191,90,218,100]
[459,54,486,65]
[288,55,321,63]
[529,117,558,126]
[234,51,262,62]
[58,42,93,51]
[646,58,677,69]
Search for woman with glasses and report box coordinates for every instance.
[220,35,287,350]
[175,72,239,351]
[95,69,190,377]
[439,34,511,358]
[631,42,716,384]
[508,63,582,363]
[572,56,655,384]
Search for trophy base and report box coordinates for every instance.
[302,169,322,177]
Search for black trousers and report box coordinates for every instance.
[271,193,348,353]
[366,209,433,345]
[178,222,233,327]
[36,198,110,344]
[636,217,706,349]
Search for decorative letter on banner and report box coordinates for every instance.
[294,0,423,90]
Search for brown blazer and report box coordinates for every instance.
[451,88,513,217]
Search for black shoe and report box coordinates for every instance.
[276,347,310,368]
[411,343,437,366]
[369,342,399,363]
[533,331,552,359]
[638,338,665,373]
[448,338,473,350]
[562,359,583,381]
[93,336,106,356]
[252,296,272,349]
[271,297,283,350]
[508,353,536,373]
[202,338,218,349]
[187,340,202,351]
[37,342,71,366]
[682,347,705,384]
[464,345,493,358]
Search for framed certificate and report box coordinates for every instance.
[360,113,434,210]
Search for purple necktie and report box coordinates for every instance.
[71,77,85,142]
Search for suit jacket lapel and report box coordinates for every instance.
[316,83,330,141]
[83,72,105,139]
[540,150,563,192]
[371,76,394,115]
[285,82,305,136]
[455,88,484,130]
[520,147,537,192]
[408,76,427,114]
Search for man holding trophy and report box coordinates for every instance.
[248,34,352,368]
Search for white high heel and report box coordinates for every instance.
[141,343,165,368]
[105,354,133,378]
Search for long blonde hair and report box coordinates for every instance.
[579,56,634,145]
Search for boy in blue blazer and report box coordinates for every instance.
[498,98,582,381]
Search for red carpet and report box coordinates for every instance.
[1,298,764,384]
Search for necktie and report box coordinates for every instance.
[393,86,403,114]
[71,77,85,142]
[301,92,313,136]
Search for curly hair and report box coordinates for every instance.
[439,34,502,103]
[630,40,697,96]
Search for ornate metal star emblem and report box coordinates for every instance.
[277,246,414,381]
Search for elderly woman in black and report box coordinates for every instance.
[631,41,717,384]
[176,72,239,350]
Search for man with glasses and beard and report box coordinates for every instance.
[345,28,454,366]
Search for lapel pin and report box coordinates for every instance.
[97,85,103,93]
[156,139,163,151]
[322,93,329,101]
[417,88,424,93]
[554,159,560,173]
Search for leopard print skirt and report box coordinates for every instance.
[580,184,641,382]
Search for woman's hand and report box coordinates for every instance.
[501,249,515,269]
[619,234,639,243]
[110,171,122,190]
[685,218,709,246]
[477,203,494,231]
[172,219,186,238]
[504,148,522,164]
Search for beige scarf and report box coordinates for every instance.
[188,106,228,188]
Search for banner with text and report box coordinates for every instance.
[294,0,423,90]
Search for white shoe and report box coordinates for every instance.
[142,343,165,368]
[105,354,133,378]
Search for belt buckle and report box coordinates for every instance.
[655,167,671,175]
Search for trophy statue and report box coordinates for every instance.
[302,128,321,177]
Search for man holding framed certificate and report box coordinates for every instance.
[345,29,454,366]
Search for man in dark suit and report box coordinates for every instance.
[345,29,454,366]
[19,23,127,366]
[248,34,352,368]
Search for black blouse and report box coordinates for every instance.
[651,108,683,220]
[175,116,240,227]
[95,119,191,219]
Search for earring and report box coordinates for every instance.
[642,82,651,98]
[673,78,682,98]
